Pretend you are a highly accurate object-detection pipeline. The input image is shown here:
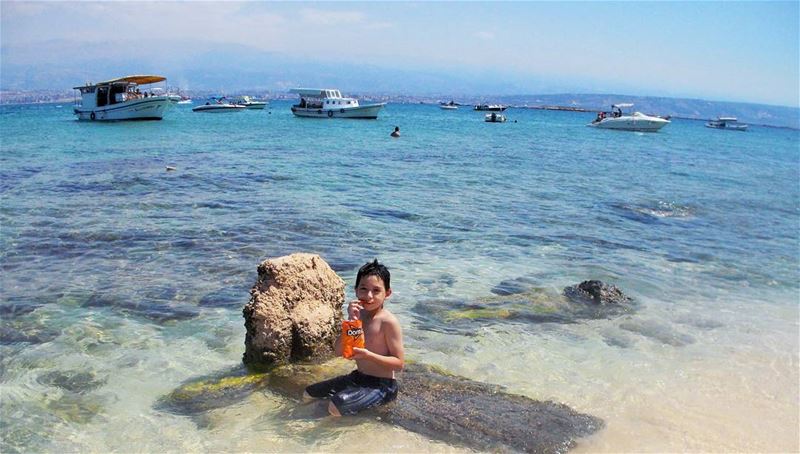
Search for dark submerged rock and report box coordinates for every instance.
[563,280,631,307]
[38,370,107,394]
[198,286,247,308]
[0,325,59,345]
[381,363,603,453]
[160,361,603,453]
[412,280,635,336]
[83,293,199,323]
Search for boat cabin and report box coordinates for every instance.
[289,88,360,109]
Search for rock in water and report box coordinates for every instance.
[380,363,603,453]
[242,253,345,366]
[160,361,603,453]
[563,280,631,307]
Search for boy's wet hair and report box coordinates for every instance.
[356,259,390,290]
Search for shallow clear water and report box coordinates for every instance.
[1,101,798,452]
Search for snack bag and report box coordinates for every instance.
[341,319,365,359]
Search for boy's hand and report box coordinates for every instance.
[350,347,371,360]
[347,300,363,320]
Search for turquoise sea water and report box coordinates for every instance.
[1,101,798,452]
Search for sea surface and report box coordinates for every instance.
[1,101,798,452]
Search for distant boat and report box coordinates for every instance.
[289,88,385,119]
[72,74,177,121]
[232,95,267,109]
[485,112,507,123]
[706,116,748,131]
[474,104,507,112]
[588,103,670,132]
[192,97,247,113]
[440,101,458,110]
[176,97,193,105]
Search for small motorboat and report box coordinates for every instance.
[474,104,507,112]
[440,101,458,110]
[192,97,247,113]
[232,95,268,109]
[706,116,748,131]
[485,112,506,123]
[588,103,669,132]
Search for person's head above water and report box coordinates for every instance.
[356,259,390,290]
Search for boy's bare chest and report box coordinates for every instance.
[363,318,386,348]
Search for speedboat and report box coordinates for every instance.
[485,112,507,123]
[474,104,507,112]
[232,95,268,109]
[289,88,385,119]
[192,97,247,113]
[588,103,670,132]
[72,75,177,121]
[706,116,748,131]
[440,101,458,110]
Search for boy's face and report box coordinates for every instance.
[356,274,391,312]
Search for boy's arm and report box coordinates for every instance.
[353,317,404,371]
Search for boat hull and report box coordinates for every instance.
[588,117,669,132]
[706,123,748,131]
[241,102,267,110]
[192,105,247,113]
[291,103,385,119]
[73,96,174,121]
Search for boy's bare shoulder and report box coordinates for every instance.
[376,308,400,326]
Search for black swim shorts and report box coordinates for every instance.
[305,370,398,416]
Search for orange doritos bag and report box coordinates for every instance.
[342,319,365,359]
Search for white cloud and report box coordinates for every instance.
[299,8,366,26]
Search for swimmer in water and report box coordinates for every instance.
[391,126,400,138]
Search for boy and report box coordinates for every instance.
[304,259,404,416]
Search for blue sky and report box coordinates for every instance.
[2,1,798,106]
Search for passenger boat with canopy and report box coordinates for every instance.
[289,88,385,119]
[72,75,178,121]
[706,116,748,131]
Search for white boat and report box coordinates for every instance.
[72,75,177,121]
[440,101,458,110]
[192,97,247,113]
[474,104,507,112]
[706,116,748,131]
[485,112,507,123]
[232,95,267,109]
[588,103,670,132]
[176,97,193,105]
[289,88,385,119]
